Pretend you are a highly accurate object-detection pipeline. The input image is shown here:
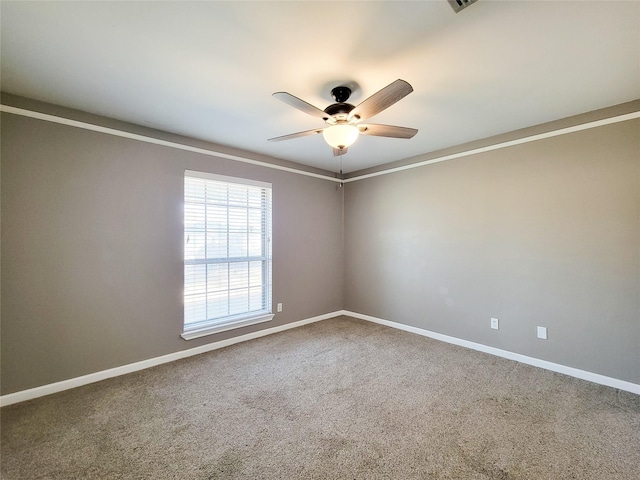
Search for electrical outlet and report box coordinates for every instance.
[490,317,499,330]
[537,326,548,339]
[277,303,283,312]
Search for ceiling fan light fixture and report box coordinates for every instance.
[271,79,417,152]
[322,124,359,149]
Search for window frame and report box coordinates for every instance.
[181,170,273,340]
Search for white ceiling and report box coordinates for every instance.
[1,1,639,173]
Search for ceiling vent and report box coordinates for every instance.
[448,0,479,13]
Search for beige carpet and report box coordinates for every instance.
[2,316,639,479]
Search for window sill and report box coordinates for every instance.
[181,313,275,340]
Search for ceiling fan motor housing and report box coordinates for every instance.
[324,102,355,119]
[324,86,356,121]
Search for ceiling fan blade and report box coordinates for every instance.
[273,92,330,120]
[333,147,348,157]
[268,128,324,142]
[349,79,413,122]
[358,123,418,139]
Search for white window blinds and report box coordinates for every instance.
[183,171,272,337]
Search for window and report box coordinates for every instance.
[182,171,273,340]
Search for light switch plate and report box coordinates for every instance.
[491,318,499,330]
[537,326,548,339]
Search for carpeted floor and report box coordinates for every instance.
[1,316,639,479]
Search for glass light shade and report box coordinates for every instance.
[322,124,359,149]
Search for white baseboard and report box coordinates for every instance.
[3,309,637,406]
[343,310,640,395]
[0,311,343,407]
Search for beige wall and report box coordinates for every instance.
[1,109,344,395]
[344,118,640,383]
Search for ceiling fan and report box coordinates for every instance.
[269,79,418,156]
